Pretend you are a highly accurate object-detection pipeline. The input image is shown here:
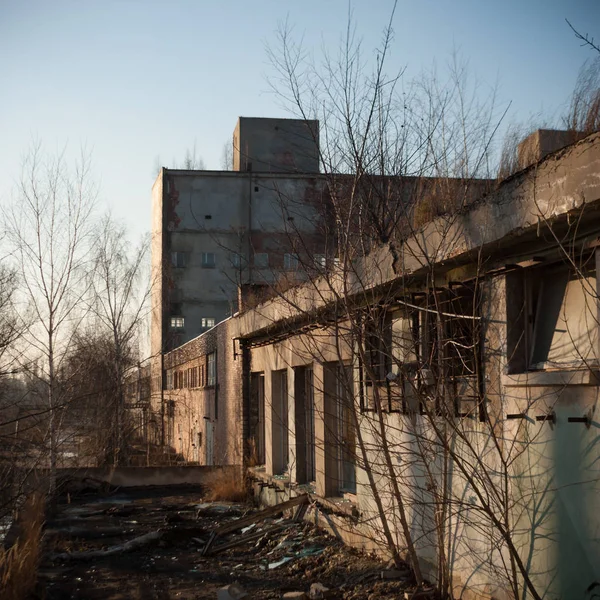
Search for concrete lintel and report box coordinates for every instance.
[501,369,600,387]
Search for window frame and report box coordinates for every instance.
[253,252,269,269]
[201,252,216,268]
[201,317,216,329]
[207,352,216,387]
[283,253,299,271]
[169,316,185,330]
[171,251,186,268]
[508,257,599,373]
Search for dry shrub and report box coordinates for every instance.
[564,57,600,137]
[0,492,45,600]
[205,468,248,503]
[412,178,488,228]
[497,124,533,180]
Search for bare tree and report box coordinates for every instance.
[88,215,150,464]
[566,19,600,55]
[3,143,96,492]
[0,265,21,377]
[0,263,29,521]
[181,141,206,170]
[221,141,233,170]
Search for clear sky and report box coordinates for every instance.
[1,0,598,241]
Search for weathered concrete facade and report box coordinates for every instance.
[146,131,600,599]
[232,117,320,173]
[151,117,325,361]
[160,318,247,467]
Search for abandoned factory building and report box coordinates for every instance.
[132,123,600,599]
[151,117,324,354]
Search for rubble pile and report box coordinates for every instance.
[37,487,416,599]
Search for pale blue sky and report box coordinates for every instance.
[1,0,598,241]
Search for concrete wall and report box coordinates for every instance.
[517,129,580,170]
[233,117,319,173]
[150,168,327,354]
[234,134,600,599]
[242,267,600,599]
[143,132,600,599]
[161,318,246,467]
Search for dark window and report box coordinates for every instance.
[201,252,216,268]
[207,352,216,387]
[283,253,299,271]
[171,252,186,268]
[254,253,269,268]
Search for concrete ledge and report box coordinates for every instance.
[502,369,600,387]
[248,466,357,518]
[53,465,240,488]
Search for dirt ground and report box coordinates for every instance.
[35,485,416,599]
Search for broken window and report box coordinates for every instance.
[357,288,482,418]
[507,258,598,372]
[324,363,356,496]
[389,310,420,413]
[360,309,393,412]
[417,286,482,418]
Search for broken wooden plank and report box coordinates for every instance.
[201,494,309,555]
[209,523,291,554]
[201,530,218,556]
[211,494,308,536]
[52,530,162,561]
[293,501,309,522]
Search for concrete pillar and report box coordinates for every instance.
[264,367,274,476]
[313,363,327,496]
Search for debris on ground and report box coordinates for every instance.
[37,486,417,599]
[217,583,248,600]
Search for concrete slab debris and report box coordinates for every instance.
[216,583,248,600]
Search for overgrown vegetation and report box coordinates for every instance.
[205,468,248,503]
[0,493,45,600]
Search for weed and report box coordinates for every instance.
[205,468,248,503]
[0,492,45,600]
